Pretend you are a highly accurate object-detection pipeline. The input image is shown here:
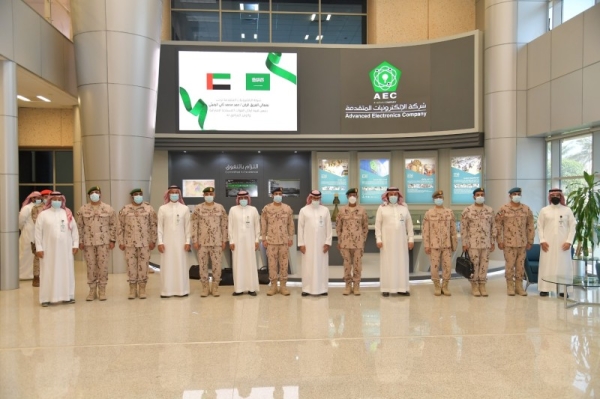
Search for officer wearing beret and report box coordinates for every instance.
[118,188,158,299]
[76,186,118,301]
[495,187,534,296]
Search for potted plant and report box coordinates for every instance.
[566,171,600,264]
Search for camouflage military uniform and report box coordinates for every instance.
[336,205,369,284]
[461,204,496,282]
[495,203,534,282]
[30,205,44,278]
[423,207,458,281]
[76,202,118,288]
[191,202,228,283]
[261,202,295,282]
[118,202,157,284]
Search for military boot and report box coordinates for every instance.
[128,283,137,299]
[471,281,481,297]
[441,280,452,296]
[279,280,290,296]
[515,279,528,296]
[343,282,352,296]
[86,284,96,301]
[32,276,40,287]
[353,282,361,296]
[138,283,147,299]
[433,280,442,296]
[200,282,209,297]
[479,282,488,297]
[267,280,278,296]
[98,285,107,301]
[211,282,220,297]
[506,280,515,296]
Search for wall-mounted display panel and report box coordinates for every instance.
[225,179,259,197]
[268,179,301,197]
[182,179,215,197]
[318,159,348,205]
[404,154,437,204]
[178,51,297,131]
[359,158,389,205]
[450,155,482,204]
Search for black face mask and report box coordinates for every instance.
[550,197,561,205]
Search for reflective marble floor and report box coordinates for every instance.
[1,262,599,399]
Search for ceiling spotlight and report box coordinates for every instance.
[241,33,245,39]
[239,3,244,10]
[183,151,187,153]
[17,95,30,102]
[258,150,261,153]
[310,14,316,21]
[254,33,257,39]
[37,95,51,102]
[304,34,309,40]
[326,14,331,21]
[294,151,298,153]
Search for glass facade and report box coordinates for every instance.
[171,0,367,44]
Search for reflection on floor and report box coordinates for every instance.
[1,261,599,398]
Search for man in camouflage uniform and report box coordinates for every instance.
[76,186,118,301]
[423,190,458,296]
[191,187,228,297]
[30,189,52,287]
[261,187,295,296]
[118,188,157,299]
[336,188,369,296]
[461,187,496,297]
[495,187,534,296]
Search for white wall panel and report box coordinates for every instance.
[485,44,517,94]
[583,62,600,125]
[583,4,600,67]
[0,0,14,60]
[74,32,108,86]
[485,91,517,138]
[483,137,517,180]
[550,70,583,132]
[485,1,517,48]
[526,82,550,135]
[526,31,551,89]
[108,84,156,138]
[106,0,162,43]
[13,0,42,76]
[41,23,65,89]
[551,13,583,79]
[106,33,159,90]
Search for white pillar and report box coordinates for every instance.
[0,60,19,290]
[71,0,162,273]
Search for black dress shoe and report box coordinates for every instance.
[232,292,243,296]
[160,295,172,298]
[176,294,189,297]
[248,291,257,296]
[301,292,309,297]
[398,292,410,296]
[41,302,50,307]
[559,293,569,298]
[382,292,390,297]
[539,291,549,297]
[320,292,328,296]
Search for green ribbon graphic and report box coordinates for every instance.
[266,53,297,85]
[179,87,208,130]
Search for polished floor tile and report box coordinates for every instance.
[1,261,599,398]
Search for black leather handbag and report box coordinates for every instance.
[455,251,474,279]
[258,266,270,285]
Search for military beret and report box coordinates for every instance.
[130,188,143,195]
[508,187,521,194]
[203,187,215,193]
[473,187,484,195]
[432,190,444,198]
[346,188,358,195]
[271,187,283,194]
[87,186,101,195]
[40,189,52,196]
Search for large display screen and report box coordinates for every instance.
[268,179,301,197]
[451,155,482,204]
[178,51,298,131]
[225,179,258,197]
[405,157,436,203]
[318,159,348,205]
[182,179,215,197]
[359,159,389,205]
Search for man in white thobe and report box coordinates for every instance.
[229,190,261,296]
[298,190,332,296]
[19,191,42,281]
[34,192,79,307]
[537,188,576,297]
[375,187,414,297]
[157,185,191,298]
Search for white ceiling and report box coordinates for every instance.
[16,67,78,109]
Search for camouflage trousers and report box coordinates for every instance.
[84,244,110,287]
[125,246,151,284]
[429,248,453,281]
[198,245,222,283]
[340,248,363,284]
[469,248,490,283]
[503,246,526,281]
[33,255,40,277]
[267,244,289,281]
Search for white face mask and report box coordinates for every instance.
[434,198,444,206]
[388,196,398,204]
[511,195,521,204]
[273,195,282,203]
[475,196,485,204]
[311,200,320,207]
[239,199,248,207]
[90,193,100,202]
[204,196,214,203]
[348,196,357,205]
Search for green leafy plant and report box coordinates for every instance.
[567,171,600,257]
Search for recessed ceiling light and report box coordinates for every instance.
[241,33,245,39]
[37,95,51,102]
[254,33,257,39]
[183,151,187,153]
[294,151,298,153]
[258,150,261,153]
[17,95,30,102]
[326,14,331,21]
[311,14,316,21]
[239,3,244,10]
[304,34,309,40]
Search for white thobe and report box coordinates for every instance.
[298,204,332,294]
[34,208,79,304]
[158,202,191,296]
[19,203,36,279]
[375,204,414,293]
[537,204,576,293]
[228,205,261,293]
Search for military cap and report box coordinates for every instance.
[346,188,358,195]
[473,187,484,195]
[203,187,215,193]
[432,190,444,198]
[87,186,101,195]
[271,187,283,195]
[130,188,143,195]
[508,187,521,194]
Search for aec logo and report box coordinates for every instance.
[369,61,401,100]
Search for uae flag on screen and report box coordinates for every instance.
[206,73,231,90]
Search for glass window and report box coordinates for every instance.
[55,151,73,184]
[560,135,592,177]
[57,185,75,211]
[222,0,270,11]
[171,0,219,10]
[19,151,53,184]
[171,11,220,41]
[272,13,318,43]
[321,0,366,13]
[320,14,365,44]
[272,0,318,12]
[562,0,595,23]
[221,12,270,42]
